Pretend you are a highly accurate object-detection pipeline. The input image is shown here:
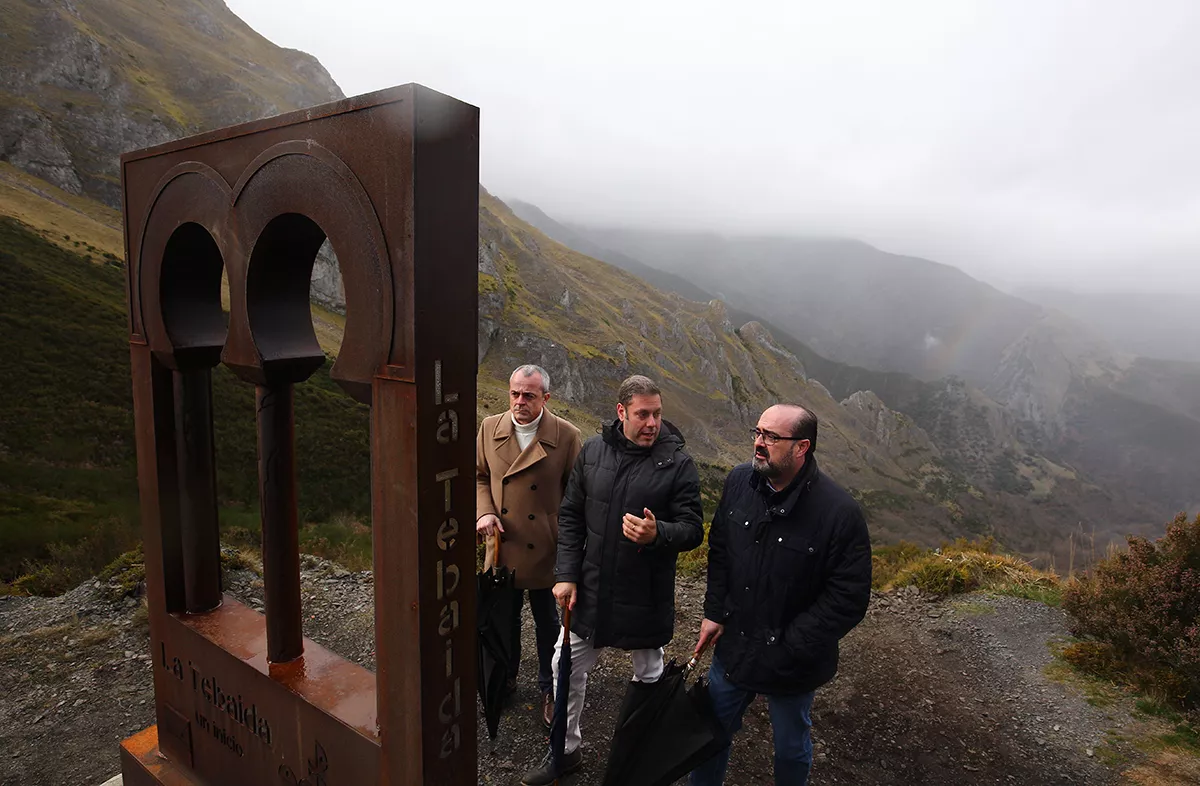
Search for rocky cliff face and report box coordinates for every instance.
[0,0,344,208]
[984,311,1128,439]
[309,241,344,314]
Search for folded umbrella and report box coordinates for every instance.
[549,605,573,783]
[477,535,519,739]
[600,646,728,786]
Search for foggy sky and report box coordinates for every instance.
[226,0,1200,294]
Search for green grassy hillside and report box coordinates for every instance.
[0,216,369,591]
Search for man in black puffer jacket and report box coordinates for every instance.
[690,404,871,786]
[520,374,703,786]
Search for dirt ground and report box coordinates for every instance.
[0,557,1189,786]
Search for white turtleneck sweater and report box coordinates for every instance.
[513,410,544,451]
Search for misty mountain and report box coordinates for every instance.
[505,200,1183,551]
[0,0,1028,564]
[558,222,1200,519]
[567,226,1052,389]
[0,0,1178,574]
[510,199,939,412]
[1016,287,1200,364]
[507,199,715,303]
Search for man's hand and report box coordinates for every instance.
[553,581,577,610]
[622,508,657,545]
[695,618,725,656]
[476,513,504,538]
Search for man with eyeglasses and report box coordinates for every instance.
[476,364,582,728]
[690,404,871,786]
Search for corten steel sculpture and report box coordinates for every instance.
[117,84,479,786]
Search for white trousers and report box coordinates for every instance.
[550,628,665,754]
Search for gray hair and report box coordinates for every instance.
[511,364,550,393]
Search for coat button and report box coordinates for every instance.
[501,508,507,514]
[502,478,509,485]
[743,521,750,528]
[777,537,783,543]
[768,635,776,644]
[808,547,815,553]
[531,484,538,490]
[528,514,535,520]
[527,543,535,550]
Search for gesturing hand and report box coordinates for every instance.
[622,508,658,545]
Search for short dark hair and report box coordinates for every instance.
[784,404,818,453]
[618,375,661,407]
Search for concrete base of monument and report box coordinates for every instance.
[118,726,202,786]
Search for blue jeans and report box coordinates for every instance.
[690,654,814,786]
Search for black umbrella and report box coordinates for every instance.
[477,535,519,739]
[600,649,729,786]
[549,606,573,783]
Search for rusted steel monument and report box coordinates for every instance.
[117,84,479,785]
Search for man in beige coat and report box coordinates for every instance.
[476,364,583,728]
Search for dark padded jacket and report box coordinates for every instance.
[555,419,704,649]
[704,456,871,694]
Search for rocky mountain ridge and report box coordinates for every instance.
[1,0,343,207]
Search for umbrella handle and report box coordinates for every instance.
[561,606,572,647]
[685,640,711,675]
[491,531,501,567]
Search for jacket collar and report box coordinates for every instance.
[749,453,819,514]
[494,409,560,447]
[494,410,562,478]
[602,418,684,468]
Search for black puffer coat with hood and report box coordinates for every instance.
[554,419,704,649]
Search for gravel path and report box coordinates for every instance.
[0,557,1176,785]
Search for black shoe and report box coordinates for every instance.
[520,747,583,785]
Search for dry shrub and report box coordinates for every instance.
[896,559,976,595]
[1063,513,1200,708]
[889,539,1060,599]
[1060,640,1126,683]
[871,541,925,589]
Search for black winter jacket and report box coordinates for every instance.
[555,419,704,649]
[704,457,871,694]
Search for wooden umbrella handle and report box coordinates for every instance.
[561,606,572,647]
[491,530,501,567]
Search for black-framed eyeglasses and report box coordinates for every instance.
[751,428,805,446]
